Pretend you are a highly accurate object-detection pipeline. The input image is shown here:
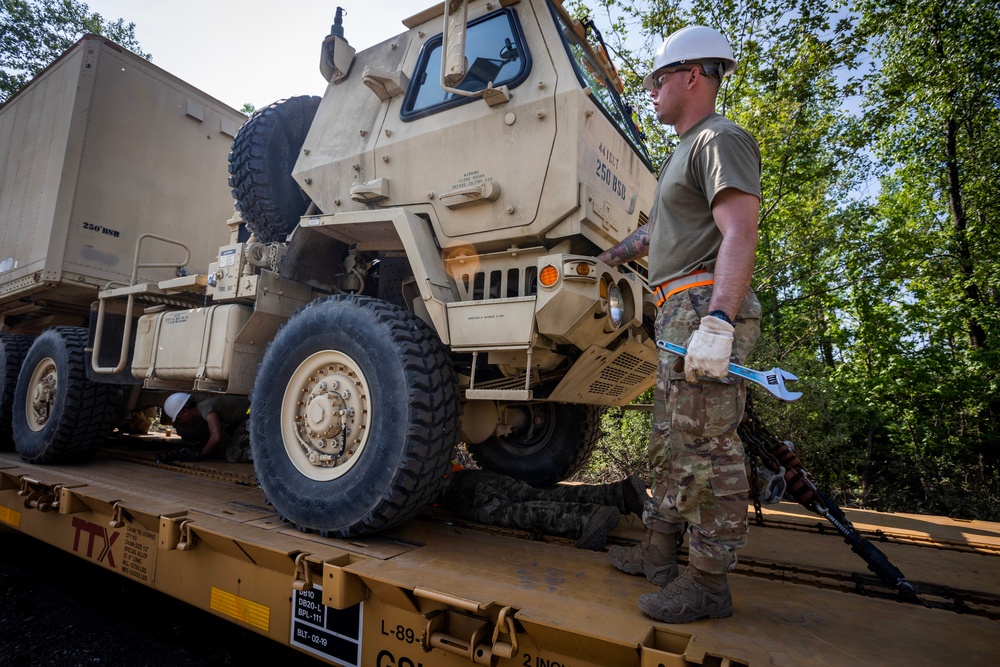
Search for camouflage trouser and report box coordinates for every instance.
[646,284,761,574]
[442,469,626,538]
[224,420,252,463]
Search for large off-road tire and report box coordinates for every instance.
[228,96,322,243]
[0,334,34,449]
[250,295,460,536]
[12,327,121,463]
[468,403,603,485]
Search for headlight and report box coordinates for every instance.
[607,283,625,328]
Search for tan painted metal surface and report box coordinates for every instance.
[2,444,998,666]
[0,35,244,332]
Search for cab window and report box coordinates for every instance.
[402,9,531,120]
[549,3,652,169]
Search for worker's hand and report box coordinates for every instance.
[683,315,734,382]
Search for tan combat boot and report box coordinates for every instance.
[608,529,679,585]
[637,566,733,623]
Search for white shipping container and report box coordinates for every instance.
[0,35,245,332]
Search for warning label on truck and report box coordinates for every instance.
[291,585,362,666]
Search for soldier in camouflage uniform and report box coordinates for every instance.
[596,25,761,622]
[440,469,648,550]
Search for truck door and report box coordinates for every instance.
[373,1,558,239]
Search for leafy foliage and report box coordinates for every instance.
[575,388,653,484]
[578,0,1000,519]
[0,0,148,103]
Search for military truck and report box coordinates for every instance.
[1,0,659,537]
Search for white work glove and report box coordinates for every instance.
[684,315,734,383]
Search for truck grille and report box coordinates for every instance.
[451,260,538,302]
[587,352,657,399]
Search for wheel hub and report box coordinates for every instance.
[281,351,372,480]
[495,404,556,457]
[26,358,57,431]
[305,389,347,437]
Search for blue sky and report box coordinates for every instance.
[84,0,433,110]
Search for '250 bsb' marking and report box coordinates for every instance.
[83,221,121,237]
[594,159,627,201]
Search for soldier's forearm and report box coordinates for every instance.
[597,226,650,267]
[708,226,757,318]
[709,189,759,318]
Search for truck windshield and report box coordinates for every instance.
[549,4,652,170]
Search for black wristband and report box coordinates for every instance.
[707,310,732,325]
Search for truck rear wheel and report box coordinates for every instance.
[251,295,460,536]
[0,334,34,449]
[228,95,321,243]
[468,403,602,485]
[12,327,121,463]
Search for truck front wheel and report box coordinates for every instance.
[468,403,602,485]
[251,295,460,536]
[12,327,121,463]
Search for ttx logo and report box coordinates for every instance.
[71,517,119,568]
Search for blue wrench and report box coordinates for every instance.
[656,339,802,402]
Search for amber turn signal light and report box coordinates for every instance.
[540,264,559,287]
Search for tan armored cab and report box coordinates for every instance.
[237,0,661,535]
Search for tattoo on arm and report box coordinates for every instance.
[608,227,650,263]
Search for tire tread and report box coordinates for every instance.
[0,334,34,448]
[253,296,459,536]
[228,96,321,242]
[13,327,120,463]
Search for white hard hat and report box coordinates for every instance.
[642,25,737,90]
[164,393,191,421]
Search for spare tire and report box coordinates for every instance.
[228,96,322,243]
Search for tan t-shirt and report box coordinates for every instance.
[647,113,761,286]
[194,394,249,429]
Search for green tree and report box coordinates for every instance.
[0,0,148,103]
[832,0,1000,517]
[576,389,653,484]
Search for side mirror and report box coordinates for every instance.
[320,7,356,84]
[439,0,511,106]
[442,0,469,88]
[320,34,356,84]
